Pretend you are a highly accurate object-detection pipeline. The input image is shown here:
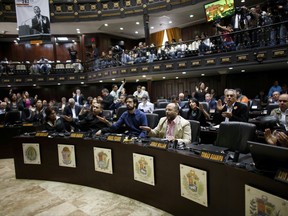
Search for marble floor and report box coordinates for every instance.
[0,159,171,216]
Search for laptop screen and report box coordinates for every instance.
[249,141,288,172]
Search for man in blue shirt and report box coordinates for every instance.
[96,95,148,137]
[268,80,282,97]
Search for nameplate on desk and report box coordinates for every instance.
[22,123,33,127]
[148,141,168,150]
[35,132,48,137]
[70,133,84,138]
[200,151,226,162]
[275,168,288,184]
[107,135,123,142]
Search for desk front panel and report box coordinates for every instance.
[13,137,288,216]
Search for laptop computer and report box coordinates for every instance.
[248,141,288,172]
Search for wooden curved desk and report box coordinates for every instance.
[12,137,288,216]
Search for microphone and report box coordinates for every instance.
[21,18,32,26]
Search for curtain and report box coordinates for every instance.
[149,30,164,48]
[166,27,182,42]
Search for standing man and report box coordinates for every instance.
[133,85,149,102]
[73,89,85,107]
[110,79,126,102]
[31,6,50,34]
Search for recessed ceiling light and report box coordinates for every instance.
[182,72,186,74]
[99,80,103,83]
[142,75,146,77]
[33,84,36,87]
[112,78,115,81]
[104,23,108,26]
[190,14,194,18]
[169,21,172,24]
[58,83,61,85]
[57,37,68,41]
[241,69,245,72]
[229,67,233,70]
[81,82,84,84]
[241,0,245,2]
[16,28,19,31]
[136,79,139,82]
[136,22,140,25]
[201,74,205,76]
[163,77,166,79]
[150,26,154,29]
[7,85,11,88]
[176,77,179,79]
[135,31,138,34]
[120,27,123,30]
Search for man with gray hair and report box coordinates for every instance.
[213,89,248,125]
[62,98,82,131]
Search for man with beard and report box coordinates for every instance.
[213,89,248,125]
[140,103,191,145]
[96,95,148,137]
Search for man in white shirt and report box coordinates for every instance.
[133,85,149,102]
[110,80,126,102]
[138,96,154,113]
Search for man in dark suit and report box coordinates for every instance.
[73,88,85,106]
[31,6,50,34]
[62,98,82,131]
[213,89,248,125]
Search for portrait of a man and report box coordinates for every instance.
[31,6,50,34]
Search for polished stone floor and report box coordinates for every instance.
[0,159,171,216]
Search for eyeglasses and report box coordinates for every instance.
[279,100,288,103]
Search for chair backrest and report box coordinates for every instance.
[199,101,209,113]
[266,103,279,115]
[250,99,261,110]
[188,120,200,144]
[116,106,127,119]
[215,121,256,153]
[145,113,159,129]
[157,101,169,108]
[4,110,21,125]
[157,98,168,103]
[0,113,5,123]
[102,110,114,122]
[22,107,32,121]
[180,108,189,119]
[153,108,166,119]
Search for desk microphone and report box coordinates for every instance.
[233,151,240,163]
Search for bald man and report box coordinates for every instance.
[140,103,191,144]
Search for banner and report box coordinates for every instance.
[15,0,51,41]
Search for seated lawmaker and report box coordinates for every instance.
[78,102,110,133]
[264,128,288,148]
[187,98,210,126]
[140,103,191,145]
[213,89,248,125]
[270,93,288,131]
[96,95,148,137]
[62,98,81,132]
[44,107,66,132]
